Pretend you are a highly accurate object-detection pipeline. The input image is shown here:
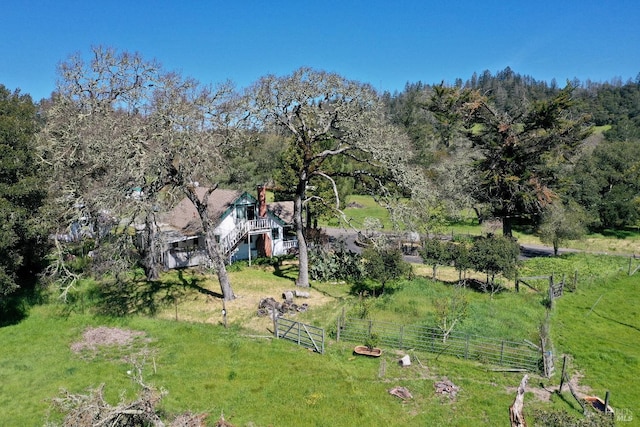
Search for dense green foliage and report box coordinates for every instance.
[569,139,640,229]
[0,85,47,323]
[385,68,640,233]
[308,242,363,282]
[360,245,411,294]
[419,237,451,279]
[421,235,520,289]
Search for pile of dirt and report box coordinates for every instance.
[71,326,148,357]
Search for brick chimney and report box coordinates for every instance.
[257,185,267,218]
[256,185,272,257]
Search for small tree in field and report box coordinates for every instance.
[420,238,450,280]
[447,241,472,285]
[538,201,586,255]
[469,235,520,297]
[434,289,469,342]
[361,245,411,296]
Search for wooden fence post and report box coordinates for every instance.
[465,334,470,359]
[558,355,567,393]
[222,299,227,328]
[272,306,278,338]
[336,316,341,342]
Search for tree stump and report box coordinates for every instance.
[509,374,528,427]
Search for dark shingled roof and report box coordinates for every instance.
[268,201,294,224]
[164,188,243,235]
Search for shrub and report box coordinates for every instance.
[308,241,363,282]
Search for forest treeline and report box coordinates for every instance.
[1,54,639,322]
[381,67,640,233]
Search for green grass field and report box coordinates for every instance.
[2,249,638,426]
[551,272,640,421]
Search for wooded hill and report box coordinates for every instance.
[381,67,640,232]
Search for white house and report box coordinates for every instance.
[159,186,297,269]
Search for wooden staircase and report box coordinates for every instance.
[220,218,274,256]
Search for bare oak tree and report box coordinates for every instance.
[246,68,414,287]
[39,46,240,300]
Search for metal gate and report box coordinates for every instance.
[275,317,325,354]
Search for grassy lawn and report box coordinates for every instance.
[323,194,395,229]
[1,223,639,425]
[551,272,640,420]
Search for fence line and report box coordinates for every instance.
[337,317,540,372]
[629,255,640,276]
[275,317,325,354]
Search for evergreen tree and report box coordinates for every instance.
[0,85,47,322]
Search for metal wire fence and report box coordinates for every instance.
[338,317,541,372]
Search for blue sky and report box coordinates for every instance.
[3,0,639,101]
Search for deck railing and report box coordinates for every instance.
[219,218,287,255]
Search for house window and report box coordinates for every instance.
[236,206,246,220]
[237,204,256,221]
[271,227,280,240]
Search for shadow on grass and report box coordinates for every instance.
[553,390,586,415]
[600,228,638,239]
[432,277,508,296]
[349,280,400,297]
[272,261,298,282]
[0,295,29,327]
[592,310,640,333]
[95,269,222,316]
[177,270,223,299]
[0,285,49,327]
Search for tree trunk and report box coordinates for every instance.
[473,206,484,224]
[294,185,310,288]
[206,228,235,301]
[502,216,513,237]
[185,187,235,301]
[141,212,161,281]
